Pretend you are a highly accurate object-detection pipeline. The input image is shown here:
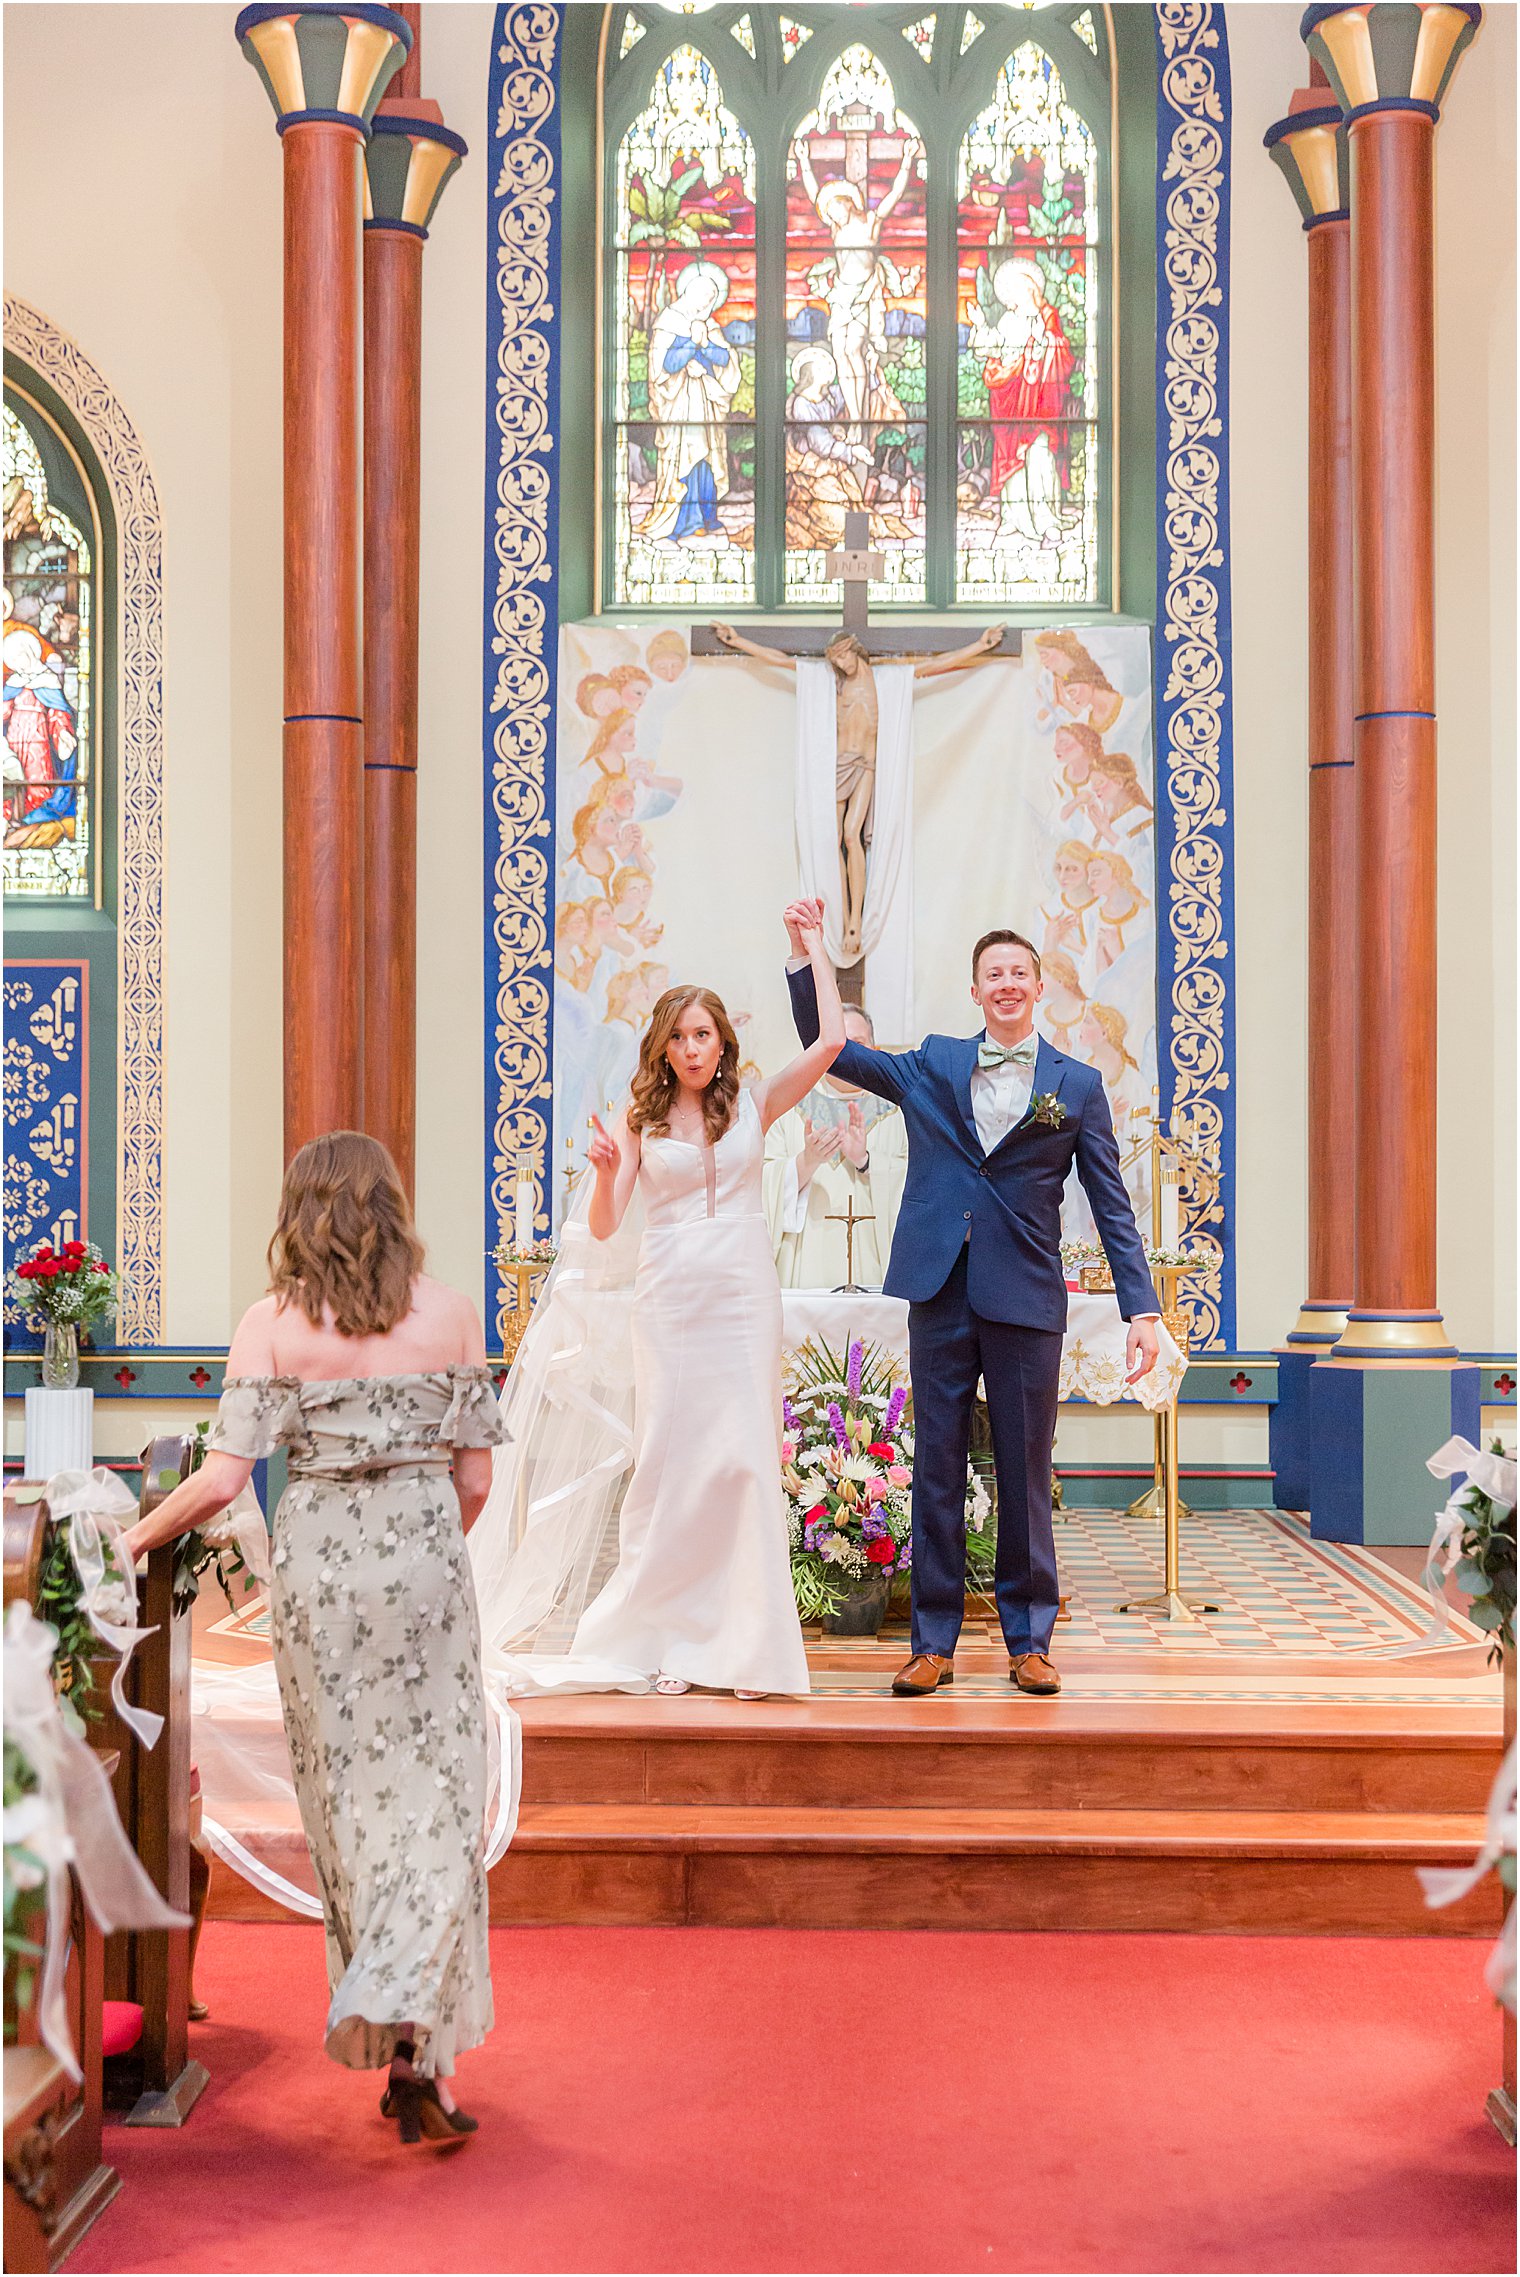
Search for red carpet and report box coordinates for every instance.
[72,1923,1512,2275]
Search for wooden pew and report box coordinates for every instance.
[1,1488,120,2271]
[94,1438,208,2126]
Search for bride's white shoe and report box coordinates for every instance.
[654,1674,691,1696]
[734,1689,766,1701]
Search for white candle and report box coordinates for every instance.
[1159,1167,1181,1253]
[514,1162,534,1256]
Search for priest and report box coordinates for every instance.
[763,1004,907,1287]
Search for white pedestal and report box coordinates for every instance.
[23,1387,94,1480]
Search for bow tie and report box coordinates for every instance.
[978,1038,1038,1072]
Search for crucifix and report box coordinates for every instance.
[693,516,1019,997]
[826,1190,875,1295]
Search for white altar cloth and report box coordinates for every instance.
[780,1289,1185,1410]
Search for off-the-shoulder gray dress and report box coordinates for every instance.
[210,1367,506,2077]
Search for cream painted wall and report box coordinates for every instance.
[3,2,497,1339]
[2,2,1511,1356]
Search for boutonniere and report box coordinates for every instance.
[1030,1092,1067,1129]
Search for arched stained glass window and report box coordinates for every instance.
[3,392,97,899]
[786,44,926,600]
[602,2,1114,614]
[956,40,1098,604]
[612,42,757,607]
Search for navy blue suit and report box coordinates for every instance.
[788,965,1158,1658]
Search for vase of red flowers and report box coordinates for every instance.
[8,1238,121,1387]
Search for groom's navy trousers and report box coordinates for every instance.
[788,965,1158,1661]
[908,1244,1063,1656]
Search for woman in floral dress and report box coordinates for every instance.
[125,1131,505,2147]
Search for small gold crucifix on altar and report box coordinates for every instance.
[826,1191,875,1295]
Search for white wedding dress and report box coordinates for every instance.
[467,1088,811,1699]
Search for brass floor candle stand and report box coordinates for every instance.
[1116,1261,1219,1623]
[500,1257,553,1365]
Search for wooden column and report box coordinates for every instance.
[362,222,422,1188]
[235,3,412,1161]
[1299,1,1483,1545]
[283,118,366,1158]
[361,99,467,1194]
[1303,0,1481,1360]
[1344,107,1443,1350]
[1265,101,1356,1355]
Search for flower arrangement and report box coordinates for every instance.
[1059,1237,1207,1274]
[1425,1437,1516,1668]
[783,1338,993,1622]
[490,1239,559,1272]
[173,1422,261,1622]
[8,1237,120,1333]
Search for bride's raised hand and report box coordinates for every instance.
[587,1114,618,1175]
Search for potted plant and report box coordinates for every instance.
[784,1339,994,1635]
[7,1238,121,1390]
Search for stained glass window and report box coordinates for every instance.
[604,6,1111,613]
[956,41,1098,604]
[3,395,95,901]
[903,13,937,63]
[612,44,757,607]
[785,45,926,602]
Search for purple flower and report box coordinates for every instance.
[846,1340,863,1402]
[885,1385,907,1436]
[860,1510,889,1540]
[827,1401,849,1452]
[897,1537,913,1570]
[783,1396,799,1433]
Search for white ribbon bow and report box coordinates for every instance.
[3,1601,189,2078]
[45,1467,165,1748]
[1418,1436,1517,1646]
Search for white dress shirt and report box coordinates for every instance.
[969,1042,1038,1155]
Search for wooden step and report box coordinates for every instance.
[518,1699,1501,1818]
[491,1803,1503,1937]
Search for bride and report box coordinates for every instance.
[468,899,844,1699]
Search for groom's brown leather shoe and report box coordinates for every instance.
[1009,1653,1062,1695]
[892,1652,954,1696]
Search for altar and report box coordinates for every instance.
[780,1287,1185,1410]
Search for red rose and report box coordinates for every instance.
[805,1502,828,1525]
[16,1261,36,1280]
[868,1442,895,1461]
[63,1242,85,1260]
[92,1262,110,1275]
[33,1246,54,1262]
[40,1258,65,1279]
[866,1538,895,1566]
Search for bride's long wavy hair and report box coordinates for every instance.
[267,1130,425,1336]
[627,986,741,1146]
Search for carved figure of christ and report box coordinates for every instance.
[710,620,1007,964]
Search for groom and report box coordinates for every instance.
[784,907,1160,1696]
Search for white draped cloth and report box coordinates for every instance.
[794,658,915,1044]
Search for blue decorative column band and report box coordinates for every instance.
[1153,2,1238,1351]
[481,3,562,1344]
